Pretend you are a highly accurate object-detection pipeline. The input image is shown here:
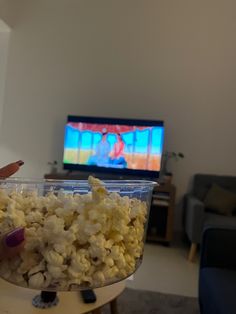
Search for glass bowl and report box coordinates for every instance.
[0,176,156,291]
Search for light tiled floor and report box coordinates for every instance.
[126,239,199,297]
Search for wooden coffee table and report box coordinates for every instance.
[0,278,126,314]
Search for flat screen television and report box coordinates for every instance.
[63,115,164,179]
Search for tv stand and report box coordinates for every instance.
[44,171,158,182]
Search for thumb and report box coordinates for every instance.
[0,227,25,260]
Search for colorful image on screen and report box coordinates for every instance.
[63,122,164,172]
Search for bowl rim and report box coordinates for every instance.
[0,177,158,187]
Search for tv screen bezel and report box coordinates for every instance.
[63,115,164,179]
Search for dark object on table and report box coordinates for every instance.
[199,226,236,314]
[80,289,97,303]
[32,291,59,309]
[183,174,236,261]
[41,291,57,302]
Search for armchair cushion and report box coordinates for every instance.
[205,213,236,229]
[204,183,236,216]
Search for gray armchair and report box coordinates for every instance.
[184,174,236,262]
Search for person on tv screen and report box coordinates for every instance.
[88,132,111,167]
[110,133,127,167]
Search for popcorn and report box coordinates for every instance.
[0,189,10,210]
[88,176,107,202]
[47,264,67,279]
[24,227,44,251]
[53,243,76,258]
[43,271,52,288]
[84,222,102,236]
[0,176,149,290]
[28,261,45,276]
[43,249,64,266]
[43,215,65,236]
[28,272,45,289]
[103,265,119,280]
[104,257,114,267]
[92,270,106,286]
[6,200,26,228]
[25,211,43,225]
[88,234,108,261]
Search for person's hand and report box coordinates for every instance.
[0,162,25,260]
[0,227,25,260]
[0,160,24,178]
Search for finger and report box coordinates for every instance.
[0,227,25,260]
[0,160,24,178]
[16,160,24,167]
[1,241,25,260]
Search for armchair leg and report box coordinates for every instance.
[188,243,197,262]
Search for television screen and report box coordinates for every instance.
[63,116,164,178]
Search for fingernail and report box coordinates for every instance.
[5,228,25,247]
[16,160,24,166]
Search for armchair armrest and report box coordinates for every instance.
[184,194,205,243]
[200,227,236,270]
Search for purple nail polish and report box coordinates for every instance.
[5,228,25,247]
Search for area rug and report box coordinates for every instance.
[102,288,200,314]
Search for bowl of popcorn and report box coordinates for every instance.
[0,176,156,291]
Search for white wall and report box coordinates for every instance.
[0,20,10,132]
[1,0,236,229]
[0,0,26,27]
